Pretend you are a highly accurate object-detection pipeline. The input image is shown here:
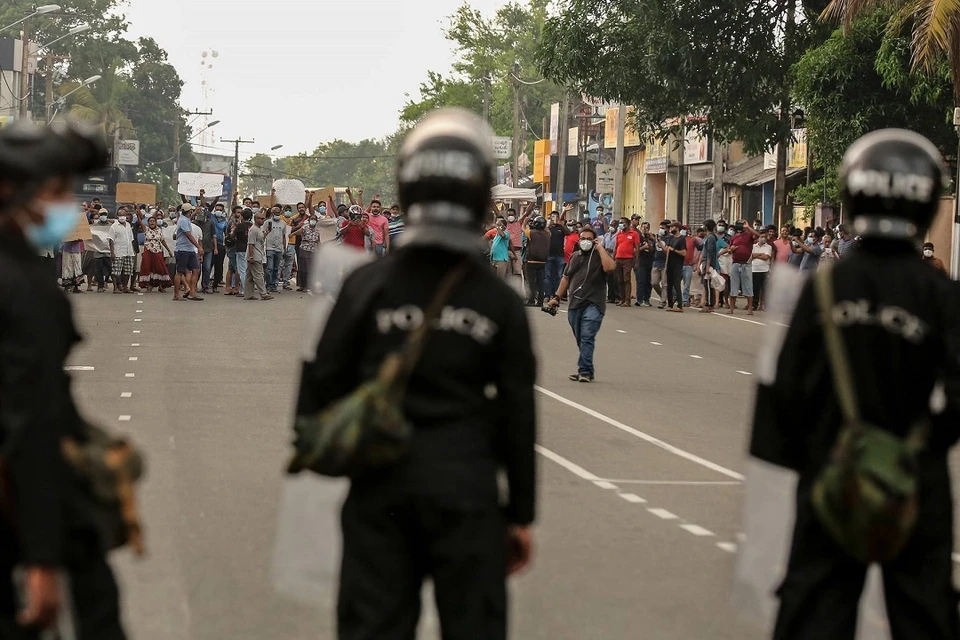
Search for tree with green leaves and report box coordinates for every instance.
[402,0,563,172]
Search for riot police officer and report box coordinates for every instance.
[0,121,127,639]
[750,129,960,639]
[294,108,537,640]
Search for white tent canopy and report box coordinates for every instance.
[491,184,537,200]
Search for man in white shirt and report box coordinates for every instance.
[750,230,774,311]
[108,212,136,293]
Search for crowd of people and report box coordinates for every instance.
[58,187,407,300]
[482,203,950,314]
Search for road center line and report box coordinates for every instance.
[64,365,95,371]
[618,493,647,504]
[650,341,662,346]
[717,542,737,553]
[648,508,678,520]
[713,313,765,327]
[690,355,703,359]
[616,329,627,334]
[535,386,746,481]
[737,370,753,376]
[680,524,715,537]
[593,481,618,490]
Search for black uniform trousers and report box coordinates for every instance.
[338,488,507,640]
[774,452,960,640]
[0,532,126,640]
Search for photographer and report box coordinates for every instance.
[338,205,373,251]
[548,226,616,383]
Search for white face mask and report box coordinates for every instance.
[579,239,594,252]
[507,216,516,223]
[717,226,726,233]
[118,216,127,223]
[923,249,934,258]
[680,230,688,237]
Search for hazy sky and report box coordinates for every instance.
[123,0,505,160]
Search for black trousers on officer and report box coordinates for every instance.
[665,265,683,309]
[774,452,960,640]
[0,525,126,640]
[337,488,507,640]
[525,262,546,306]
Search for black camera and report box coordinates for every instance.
[541,303,558,317]
[350,213,362,221]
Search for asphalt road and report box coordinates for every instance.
[60,280,960,640]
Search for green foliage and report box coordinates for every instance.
[402,0,563,168]
[790,174,841,218]
[792,10,954,172]
[536,0,827,153]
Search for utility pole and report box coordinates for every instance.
[511,63,521,188]
[482,75,491,124]
[773,0,796,229]
[18,19,31,119]
[44,54,70,123]
[556,92,570,212]
[613,105,626,217]
[221,137,254,200]
[172,109,213,194]
[712,137,724,219]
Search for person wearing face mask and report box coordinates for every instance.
[137,215,173,293]
[0,120,133,638]
[190,205,217,294]
[661,222,687,312]
[290,214,321,292]
[545,208,569,298]
[161,208,179,284]
[264,206,290,293]
[613,217,641,307]
[726,221,759,315]
[680,225,701,307]
[108,209,137,294]
[211,204,228,293]
[84,213,113,292]
[633,221,654,307]
[280,205,302,290]
[601,220,620,304]
[548,226,617,381]
[922,242,948,275]
[797,228,825,272]
[750,228,773,311]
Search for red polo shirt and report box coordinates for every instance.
[615,229,641,260]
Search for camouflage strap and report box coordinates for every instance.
[383,260,471,395]
[814,265,860,427]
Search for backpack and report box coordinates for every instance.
[810,265,926,564]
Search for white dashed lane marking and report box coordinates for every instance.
[120,392,132,398]
[133,330,141,334]
[689,355,703,359]
[118,415,131,422]
[717,542,737,553]
[618,493,647,504]
[737,370,753,376]
[650,341,662,346]
[128,357,138,361]
[64,366,95,371]
[125,373,135,378]
[680,524,715,537]
[647,508,679,520]
[136,310,143,314]
[593,481,618,490]
[134,319,142,322]
[131,343,140,347]
[713,313,765,327]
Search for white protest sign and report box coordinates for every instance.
[492,136,512,160]
[273,179,307,205]
[177,172,224,197]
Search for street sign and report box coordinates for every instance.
[596,164,616,193]
[492,136,512,160]
[117,140,140,166]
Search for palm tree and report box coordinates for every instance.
[822,0,960,99]
[60,60,134,138]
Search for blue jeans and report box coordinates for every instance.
[567,303,604,377]
[201,251,214,291]
[681,264,693,305]
[282,244,297,286]
[545,256,565,297]
[266,250,282,290]
[375,243,386,258]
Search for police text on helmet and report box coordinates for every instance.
[846,169,935,203]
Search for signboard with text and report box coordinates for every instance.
[117,140,140,166]
[492,136,513,160]
[596,164,615,193]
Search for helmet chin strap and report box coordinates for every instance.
[852,216,919,240]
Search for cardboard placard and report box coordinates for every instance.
[309,187,335,207]
[63,211,93,242]
[178,172,225,197]
[116,182,157,206]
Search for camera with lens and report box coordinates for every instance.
[350,213,362,221]
[541,303,559,317]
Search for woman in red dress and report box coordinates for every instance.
[139,215,173,292]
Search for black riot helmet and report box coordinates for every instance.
[396,108,494,253]
[0,120,108,215]
[838,129,945,240]
[531,215,547,230]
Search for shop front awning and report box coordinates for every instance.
[723,155,806,187]
[745,166,806,187]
